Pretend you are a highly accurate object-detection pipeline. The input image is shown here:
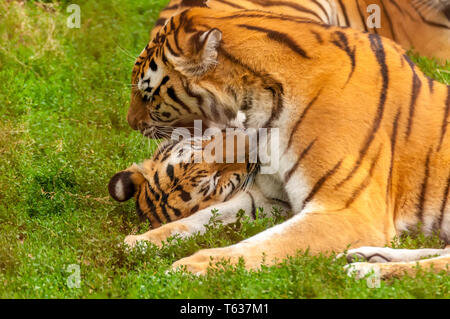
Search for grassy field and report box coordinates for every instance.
[0,0,449,299]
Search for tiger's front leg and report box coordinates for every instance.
[124,189,286,248]
[171,206,389,274]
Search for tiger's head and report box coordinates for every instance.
[108,135,258,228]
[128,8,284,138]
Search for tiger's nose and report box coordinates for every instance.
[127,112,139,131]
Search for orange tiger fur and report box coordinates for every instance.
[150,0,450,61]
[124,8,450,275]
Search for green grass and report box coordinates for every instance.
[0,0,449,299]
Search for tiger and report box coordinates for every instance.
[122,7,450,278]
[108,133,290,247]
[147,0,450,62]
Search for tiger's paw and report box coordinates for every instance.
[170,248,241,275]
[171,254,212,275]
[170,246,260,275]
[124,234,152,249]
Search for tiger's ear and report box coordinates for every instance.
[108,169,146,202]
[174,28,222,77]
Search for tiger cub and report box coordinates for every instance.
[108,134,290,247]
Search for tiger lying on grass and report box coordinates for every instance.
[121,7,450,278]
[109,133,449,279]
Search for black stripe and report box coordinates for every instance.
[165,102,182,115]
[287,89,322,149]
[153,174,173,223]
[388,0,404,15]
[147,181,160,201]
[173,20,183,54]
[345,146,382,208]
[175,185,192,202]
[218,46,274,79]
[154,141,176,161]
[380,1,397,41]
[415,5,450,29]
[164,38,179,58]
[152,76,170,99]
[386,109,401,202]
[238,24,310,59]
[205,88,220,119]
[245,0,324,21]
[427,77,434,93]
[417,149,433,223]
[183,81,208,118]
[302,160,343,210]
[311,30,323,44]
[135,186,146,220]
[154,18,166,27]
[264,84,284,128]
[240,90,254,111]
[166,164,174,181]
[355,0,368,32]
[438,86,450,152]
[168,204,182,217]
[216,0,245,9]
[285,139,317,182]
[169,17,176,33]
[190,205,200,215]
[338,34,388,187]
[248,192,257,220]
[209,11,326,26]
[144,183,163,225]
[337,0,350,26]
[159,204,172,223]
[311,0,331,22]
[404,55,422,140]
[167,87,193,114]
[181,0,208,7]
[331,31,356,84]
[233,173,241,185]
[224,180,237,201]
[437,172,450,232]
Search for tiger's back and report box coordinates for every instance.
[150,0,450,60]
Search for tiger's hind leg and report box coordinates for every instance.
[345,246,450,279]
[124,189,289,248]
